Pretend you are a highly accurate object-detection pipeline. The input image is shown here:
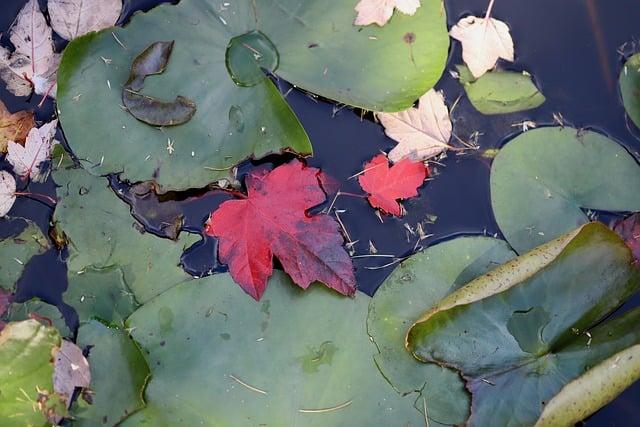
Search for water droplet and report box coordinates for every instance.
[225,31,280,87]
[228,105,245,132]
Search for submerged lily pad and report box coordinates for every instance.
[490,126,640,253]
[119,272,428,426]
[57,0,449,190]
[0,219,49,291]
[368,236,515,425]
[52,150,200,303]
[620,53,640,129]
[457,65,545,115]
[407,223,640,427]
[0,320,65,426]
[71,320,150,427]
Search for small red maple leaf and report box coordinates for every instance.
[205,160,356,301]
[358,154,428,216]
[613,213,640,263]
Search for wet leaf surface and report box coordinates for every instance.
[205,160,355,300]
[407,223,640,427]
[491,126,640,253]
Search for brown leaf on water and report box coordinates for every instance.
[0,100,35,152]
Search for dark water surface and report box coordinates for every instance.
[1,0,639,425]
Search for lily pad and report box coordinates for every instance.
[457,65,545,115]
[57,0,449,190]
[407,223,640,427]
[620,53,640,129]
[490,126,640,253]
[0,320,66,426]
[52,150,200,303]
[63,266,138,325]
[6,298,71,337]
[71,320,150,427]
[120,272,428,426]
[0,219,49,291]
[368,236,515,425]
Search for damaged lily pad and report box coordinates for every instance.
[490,126,640,253]
[457,65,545,115]
[368,236,515,425]
[620,53,640,129]
[0,219,49,291]
[52,148,200,303]
[57,0,449,190]
[407,223,640,427]
[118,272,429,426]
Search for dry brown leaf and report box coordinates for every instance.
[49,0,123,41]
[377,89,452,162]
[449,12,514,78]
[53,341,91,409]
[354,0,420,27]
[0,0,60,99]
[0,100,35,152]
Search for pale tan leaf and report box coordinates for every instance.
[449,15,514,78]
[0,100,35,153]
[7,119,58,182]
[0,171,17,218]
[54,341,91,407]
[49,0,123,41]
[378,89,452,162]
[354,0,420,27]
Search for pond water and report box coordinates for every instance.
[1,0,639,424]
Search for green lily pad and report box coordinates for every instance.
[620,53,640,129]
[0,220,49,291]
[368,236,515,425]
[52,150,200,303]
[120,272,428,426]
[407,223,640,427]
[57,0,449,190]
[0,320,66,426]
[71,320,150,427]
[64,266,139,326]
[490,126,640,253]
[457,65,545,115]
[6,298,71,337]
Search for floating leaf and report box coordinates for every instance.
[0,0,60,99]
[0,101,34,153]
[369,236,515,425]
[0,172,16,218]
[71,320,150,427]
[378,89,452,162]
[49,0,122,41]
[119,272,427,426]
[450,13,514,78]
[7,120,58,182]
[122,41,197,126]
[354,0,421,27]
[0,219,49,291]
[54,341,91,408]
[407,223,640,427]
[6,298,71,337]
[613,213,640,262]
[358,154,427,216]
[57,0,448,189]
[52,148,199,303]
[457,65,545,114]
[205,161,355,300]
[620,53,640,129]
[490,126,640,253]
[0,320,66,426]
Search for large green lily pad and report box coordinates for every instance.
[120,272,429,426]
[457,65,545,115]
[53,150,199,303]
[57,0,449,190]
[368,236,515,425]
[0,220,49,291]
[490,126,640,253]
[407,223,640,427]
[620,53,640,129]
[0,320,65,426]
[71,320,150,427]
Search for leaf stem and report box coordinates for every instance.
[14,191,57,206]
[485,0,496,19]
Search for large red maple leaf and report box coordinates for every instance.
[205,160,356,300]
[358,154,428,216]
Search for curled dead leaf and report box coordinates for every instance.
[0,100,35,153]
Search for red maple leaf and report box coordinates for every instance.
[205,160,356,301]
[613,213,640,263]
[358,154,428,216]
